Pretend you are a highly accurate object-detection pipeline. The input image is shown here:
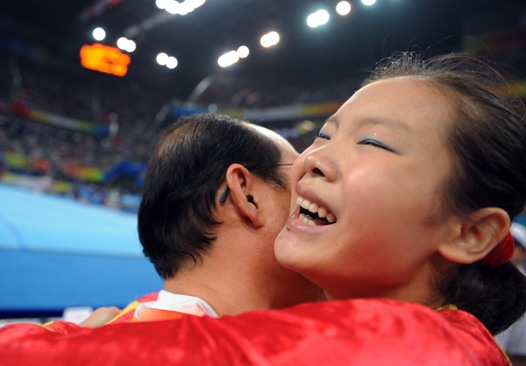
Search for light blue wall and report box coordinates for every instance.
[0,183,160,314]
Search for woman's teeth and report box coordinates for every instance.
[296,196,336,225]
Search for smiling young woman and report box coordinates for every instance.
[1,53,525,365]
[275,52,526,335]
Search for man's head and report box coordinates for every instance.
[138,113,295,279]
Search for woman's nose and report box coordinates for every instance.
[303,146,336,181]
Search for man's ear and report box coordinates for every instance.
[438,207,510,264]
[223,164,264,227]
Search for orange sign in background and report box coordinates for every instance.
[80,43,131,77]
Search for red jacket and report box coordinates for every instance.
[0,298,509,365]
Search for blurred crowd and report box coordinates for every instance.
[0,56,169,208]
[0,54,352,211]
[191,68,362,109]
[2,37,524,212]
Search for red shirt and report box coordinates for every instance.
[0,298,509,365]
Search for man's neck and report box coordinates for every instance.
[163,255,323,315]
[163,266,277,316]
[161,225,324,316]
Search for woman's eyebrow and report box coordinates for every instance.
[326,114,410,134]
[355,117,411,133]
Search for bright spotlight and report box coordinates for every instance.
[260,31,280,48]
[92,27,106,41]
[166,1,181,14]
[166,56,178,69]
[116,37,128,50]
[116,37,136,53]
[156,0,170,10]
[218,50,240,68]
[161,0,206,15]
[156,52,168,65]
[179,2,192,15]
[361,0,376,6]
[306,9,330,28]
[125,40,136,53]
[237,45,250,58]
[336,1,352,15]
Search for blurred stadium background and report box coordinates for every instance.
[0,0,525,323]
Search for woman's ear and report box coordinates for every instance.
[223,164,264,227]
[438,207,510,264]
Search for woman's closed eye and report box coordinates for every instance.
[357,137,398,153]
[314,130,331,141]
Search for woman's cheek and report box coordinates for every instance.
[290,154,307,185]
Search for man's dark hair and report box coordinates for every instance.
[138,113,287,279]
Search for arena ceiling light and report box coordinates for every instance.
[92,27,106,41]
[361,0,376,6]
[237,45,250,59]
[260,31,280,48]
[336,1,352,16]
[165,56,178,69]
[217,50,239,68]
[156,0,206,15]
[306,9,330,28]
[117,37,136,53]
[156,52,178,69]
[217,46,250,68]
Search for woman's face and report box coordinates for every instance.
[275,77,461,301]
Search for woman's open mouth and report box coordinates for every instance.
[297,196,336,226]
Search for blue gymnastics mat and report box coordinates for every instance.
[0,183,160,315]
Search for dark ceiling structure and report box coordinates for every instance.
[0,0,525,99]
